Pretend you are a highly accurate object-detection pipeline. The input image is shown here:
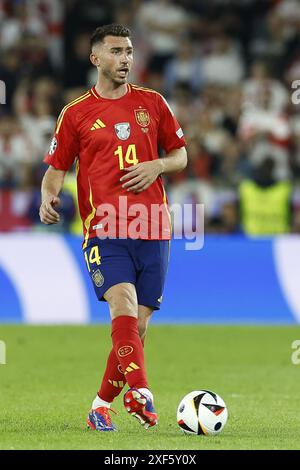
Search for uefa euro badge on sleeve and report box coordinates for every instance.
[49,137,57,155]
[92,269,104,287]
[115,122,131,140]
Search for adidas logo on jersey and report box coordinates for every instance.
[91,119,106,130]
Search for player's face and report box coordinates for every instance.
[91,36,133,85]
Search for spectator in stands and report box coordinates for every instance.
[163,37,203,95]
[136,0,189,71]
[242,61,288,112]
[239,157,293,236]
[202,32,245,86]
[0,114,34,188]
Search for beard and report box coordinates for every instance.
[102,67,128,85]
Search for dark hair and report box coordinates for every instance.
[90,24,131,48]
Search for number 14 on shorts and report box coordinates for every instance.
[84,246,101,272]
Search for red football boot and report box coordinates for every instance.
[124,389,158,429]
[87,407,117,431]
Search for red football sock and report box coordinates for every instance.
[98,330,146,403]
[98,348,126,403]
[111,315,148,390]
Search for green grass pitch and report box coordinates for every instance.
[0,325,300,450]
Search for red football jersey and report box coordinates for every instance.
[44,84,186,244]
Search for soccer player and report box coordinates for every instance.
[40,24,187,431]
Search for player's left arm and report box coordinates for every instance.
[121,93,187,193]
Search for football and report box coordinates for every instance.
[177,390,228,436]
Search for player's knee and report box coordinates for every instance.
[105,284,138,318]
[110,296,137,317]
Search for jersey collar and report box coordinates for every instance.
[90,84,131,101]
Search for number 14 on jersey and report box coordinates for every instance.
[114,144,139,169]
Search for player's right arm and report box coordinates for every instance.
[40,167,66,224]
[40,105,79,225]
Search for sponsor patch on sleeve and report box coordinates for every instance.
[176,127,184,138]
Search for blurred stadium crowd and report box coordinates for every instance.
[1,0,300,235]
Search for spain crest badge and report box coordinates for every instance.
[134,109,150,127]
[92,269,104,287]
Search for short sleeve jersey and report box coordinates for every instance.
[44,84,186,244]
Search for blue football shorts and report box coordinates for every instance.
[83,238,170,310]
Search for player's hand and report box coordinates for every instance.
[120,160,163,193]
[39,196,60,224]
